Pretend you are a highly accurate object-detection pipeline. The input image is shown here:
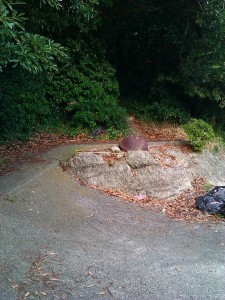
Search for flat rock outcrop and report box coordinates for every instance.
[67,147,225,200]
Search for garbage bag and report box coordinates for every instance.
[91,127,105,137]
[195,186,225,215]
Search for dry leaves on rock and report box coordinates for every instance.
[150,145,178,168]
[88,178,222,223]
[149,144,192,168]
[0,118,190,176]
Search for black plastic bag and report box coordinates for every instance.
[91,127,105,137]
[195,186,225,216]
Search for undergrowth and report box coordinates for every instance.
[183,119,215,151]
[122,97,189,124]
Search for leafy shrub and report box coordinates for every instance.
[0,67,51,141]
[146,85,190,124]
[147,99,190,124]
[122,96,189,124]
[101,127,131,140]
[47,55,128,130]
[183,119,215,151]
[122,86,189,124]
[121,97,149,118]
[0,1,68,73]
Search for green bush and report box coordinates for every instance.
[122,97,189,124]
[0,67,52,141]
[0,46,128,141]
[47,55,128,130]
[183,119,215,151]
[121,97,149,117]
[145,84,190,124]
[147,99,189,124]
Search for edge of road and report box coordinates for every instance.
[0,140,189,194]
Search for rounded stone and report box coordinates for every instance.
[119,135,149,151]
[111,146,121,153]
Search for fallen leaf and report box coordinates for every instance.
[135,193,147,201]
[51,277,59,281]
[40,292,47,296]
[11,284,18,289]
[86,284,97,288]
[24,292,30,297]
[99,291,105,295]
[61,293,67,300]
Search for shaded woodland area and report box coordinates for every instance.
[1,0,225,142]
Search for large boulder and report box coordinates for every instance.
[189,151,225,186]
[126,150,158,168]
[85,161,135,191]
[68,153,134,191]
[68,152,108,181]
[74,152,106,168]
[67,147,225,200]
[134,166,192,199]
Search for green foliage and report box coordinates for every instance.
[0,158,6,165]
[203,182,213,192]
[121,96,148,116]
[102,0,225,129]
[47,54,128,130]
[46,124,89,138]
[10,33,68,73]
[21,0,112,37]
[145,87,190,124]
[0,0,68,73]
[69,0,102,31]
[146,99,189,124]
[0,0,26,35]
[95,127,131,140]
[0,67,53,141]
[183,119,215,151]
[120,90,190,124]
[40,0,63,9]
[2,0,225,143]
[3,193,17,202]
[179,0,225,108]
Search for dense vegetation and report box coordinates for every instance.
[1,0,225,143]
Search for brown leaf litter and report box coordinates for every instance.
[0,118,188,176]
[88,178,223,223]
[129,117,188,141]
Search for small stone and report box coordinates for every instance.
[67,158,75,168]
[111,146,120,153]
[116,154,124,159]
[135,193,147,201]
